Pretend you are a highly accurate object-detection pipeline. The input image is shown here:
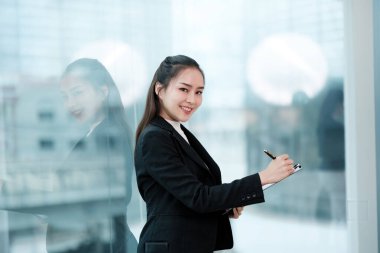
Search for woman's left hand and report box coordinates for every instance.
[230,207,244,219]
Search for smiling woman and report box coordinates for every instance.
[134,55,297,253]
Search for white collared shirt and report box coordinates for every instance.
[165,119,189,144]
[86,119,103,137]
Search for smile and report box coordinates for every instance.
[180,106,193,112]
[71,110,83,117]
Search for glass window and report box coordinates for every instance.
[0,1,347,252]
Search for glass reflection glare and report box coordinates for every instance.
[247,33,328,105]
[73,40,148,107]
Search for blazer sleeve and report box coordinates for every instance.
[138,128,265,213]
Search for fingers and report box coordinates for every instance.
[275,154,296,175]
[277,154,293,163]
[277,154,289,160]
[231,207,244,219]
[236,206,244,214]
[277,154,294,167]
[232,208,239,218]
[261,153,297,184]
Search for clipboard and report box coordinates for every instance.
[262,164,302,190]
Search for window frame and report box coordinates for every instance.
[344,0,378,252]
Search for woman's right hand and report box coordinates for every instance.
[258,154,295,185]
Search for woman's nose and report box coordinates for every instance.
[65,96,77,109]
[186,92,195,103]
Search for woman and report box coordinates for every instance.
[52,58,137,253]
[134,55,296,253]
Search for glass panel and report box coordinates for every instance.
[0,1,143,253]
[0,0,346,252]
[171,1,347,252]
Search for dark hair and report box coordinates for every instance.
[62,58,128,126]
[317,79,345,169]
[135,55,204,143]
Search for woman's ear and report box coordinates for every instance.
[155,82,163,96]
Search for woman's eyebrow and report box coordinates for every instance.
[179,82,204,89]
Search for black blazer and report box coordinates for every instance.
[135,117,265,253]
[46,117,137,253]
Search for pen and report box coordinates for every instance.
[264,149,302,169]
[263,149,276,160]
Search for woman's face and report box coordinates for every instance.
[157,67,204,122]
[60,74,106,125]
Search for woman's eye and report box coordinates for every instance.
[179,88,188,93]
[196,91,203,95]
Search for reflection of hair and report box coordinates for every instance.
[136,55,204,142]
[318,87,343,123]
[62,58,131,135]
[317,81,345,169]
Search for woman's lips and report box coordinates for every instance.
[180,106,193,114]
[70,110,83,118]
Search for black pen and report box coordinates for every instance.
[264,149,302,169]
[264,149,276,160]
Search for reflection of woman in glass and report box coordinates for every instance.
[134,55,296,253]
[316,83,345,222]
[52,58,137,252]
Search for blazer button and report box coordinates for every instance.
[252,194,256,198]
[242,197,246,201]
[246,195,251,199]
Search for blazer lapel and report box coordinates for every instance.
[181,125,222,182]
[151,117,216,176]
[173,128,209,171]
